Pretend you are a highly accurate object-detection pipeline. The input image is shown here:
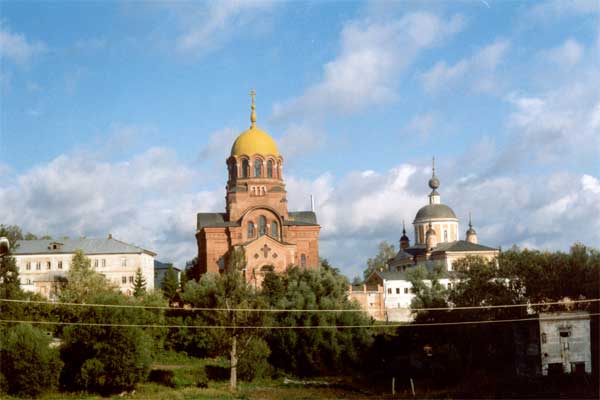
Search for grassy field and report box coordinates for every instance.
[0,351,392,400]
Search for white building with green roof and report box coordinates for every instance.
[13,234,156,298]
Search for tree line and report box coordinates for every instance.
[1,223,598,398]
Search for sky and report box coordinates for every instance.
[1,0,599,279]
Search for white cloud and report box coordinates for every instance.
[420,39,509,93]
[0,147,219,267]
[542,38,584,68]
[198,127,239,161]
[279,123,326,158]
[582,174,600,194]
[0,23,46,64]
[503,70,600,165]
[528,0,600,20]
[272,12,465,121]
[173,1,275,55]
[403,112,436,138]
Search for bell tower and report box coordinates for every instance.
[225,91,288,222]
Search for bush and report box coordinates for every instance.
[0,324,63,397]
[195,367,209,388]
[148,369,175,387]
[60,325,152,395]
[205,365,230,381]
[238,337,272,381]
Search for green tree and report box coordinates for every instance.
[0,226,23,301]
[59,291,154,396]
[263,261,373,377]
[161,265,179,302]
[0,224,23,244]
[363,241,396,280]
[133,267,146,298]
[406,263,449,323]
[182,247,267,391]
[59,250,116,303]
[0,324,63,397]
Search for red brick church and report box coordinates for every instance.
[196,91,320,285]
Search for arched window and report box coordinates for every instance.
[259,216,267,236]
[300,254,307,268]
[270,221,278,239]
[247,222,255,238]
[254,159,262,177]
[231,161,237,179]
[242,159,249,178]
[267,160,273,178]
[444,230,448,242]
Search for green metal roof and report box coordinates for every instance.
[13,238,155,256]
[414,204,457,222]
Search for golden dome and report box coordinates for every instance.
[230,89,279,157]
[231,126,279,156]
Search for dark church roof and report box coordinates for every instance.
[414,204,457,222]
[197,210,319,230]
[431,240,497,254]
[197,213,239,230]
[284,211,319,226]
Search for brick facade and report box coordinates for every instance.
[196,114,320,284]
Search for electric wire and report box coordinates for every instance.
[1,313,598,330]
[1,297,598,313]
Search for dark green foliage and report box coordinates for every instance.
[0,225,23,301]
[195,367,209,388]
[263,262,373,377]
[133,267,146,298]
[238,337,271,381]
[148,369,175,387]
[59,292,153,395]
[161,265,179,302]
[205,365,230,381]
[0,324,63,398]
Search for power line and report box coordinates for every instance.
[1,313,598,330]
[1,297,598,313]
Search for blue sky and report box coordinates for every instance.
[1,0,599,279]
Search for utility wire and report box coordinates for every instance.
[1,297,598,313]
[1,313,598,330]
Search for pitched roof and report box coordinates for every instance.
[285,211,318,226]
[154,260,181,271]
[197,213,239,229]
[13,238,156,256]
[431,240,498,253]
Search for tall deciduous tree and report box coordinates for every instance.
[59,250,116,303]
[182,247,267,391]
[363,241,396,280]
[0,225,23,301]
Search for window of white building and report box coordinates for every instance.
[36,262,41,270]
[404,288,409,294]
[94,259,99,267]
[26,262,31,270]
[58,261,63,269]
[121,258,127,267]
[46,261,51,270]
[101,259,106,267]
[122,276,126,284]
